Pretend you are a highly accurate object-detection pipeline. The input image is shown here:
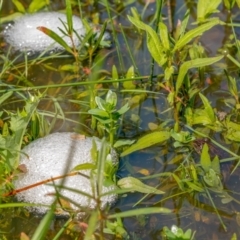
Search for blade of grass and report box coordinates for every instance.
[108,207,172,219]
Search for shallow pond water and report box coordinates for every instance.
[1,0,240,239]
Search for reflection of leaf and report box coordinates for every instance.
[121,131,170,157]
[117,177,164,194]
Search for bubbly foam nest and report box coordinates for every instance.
[15,132,118,216]
[3,12,86,52]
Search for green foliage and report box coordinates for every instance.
[197,0,221,23]
[117,176,164,194]
[12,0,49,13]
[121,131,170,157]
[162,225,195,240]
[88,90,130,146]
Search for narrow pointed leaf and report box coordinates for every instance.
[121,131,170,157]
[176,55,224,95]
[108,207,172,219]
[128,15,167,66]
[37,26,74,54]
[118,177,164,194]
[199,93,215,122]
[159,22,170,50]
[200,143,211,172]
[173,19,220,51]
[65,0,73,34]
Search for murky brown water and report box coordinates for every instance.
[1,0,240,239]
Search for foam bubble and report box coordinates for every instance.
[15,132,118,216]
[3,12,85,52]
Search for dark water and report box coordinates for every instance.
[1,0,240,239]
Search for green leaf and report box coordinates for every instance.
[185,181,204,192]
[164,66,174,81]
[211,156,220,174]
[28,0,49,13]
[113,139,135,148]
[112,65,119,88]
[177,10,190,40]
[31,208,55,240]
[95,96,107,111]
[173,19,220,51]
[227,75,238,98]
[197,0,221,22]
[123,66,136,89]
[65,0,73,34]
[117,177,164,194]
[0,91,13,105]
[88,108,109,118]
[84,211,98,240]
[117,103,130,115]
[176,55,224,95]
[121,131,170,157]
[128,16,167,66]
[106,90,117,107]
[108,207,172,219]
[200,143,211,172]
[12,0,26,13]
[236,0,240,8]
[71,163,96,171]
[199,93,215,123]
[36,26,74,54]
[159,22,170,50]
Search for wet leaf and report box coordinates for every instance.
[118,177,164,194]
[120,131,170,157]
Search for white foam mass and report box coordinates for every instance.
[15,132,118,216]
[3,12,86,52]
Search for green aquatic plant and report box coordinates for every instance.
[162,225,196,240]
[88,89,130,146]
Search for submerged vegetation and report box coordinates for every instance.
[1,0,240,239]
